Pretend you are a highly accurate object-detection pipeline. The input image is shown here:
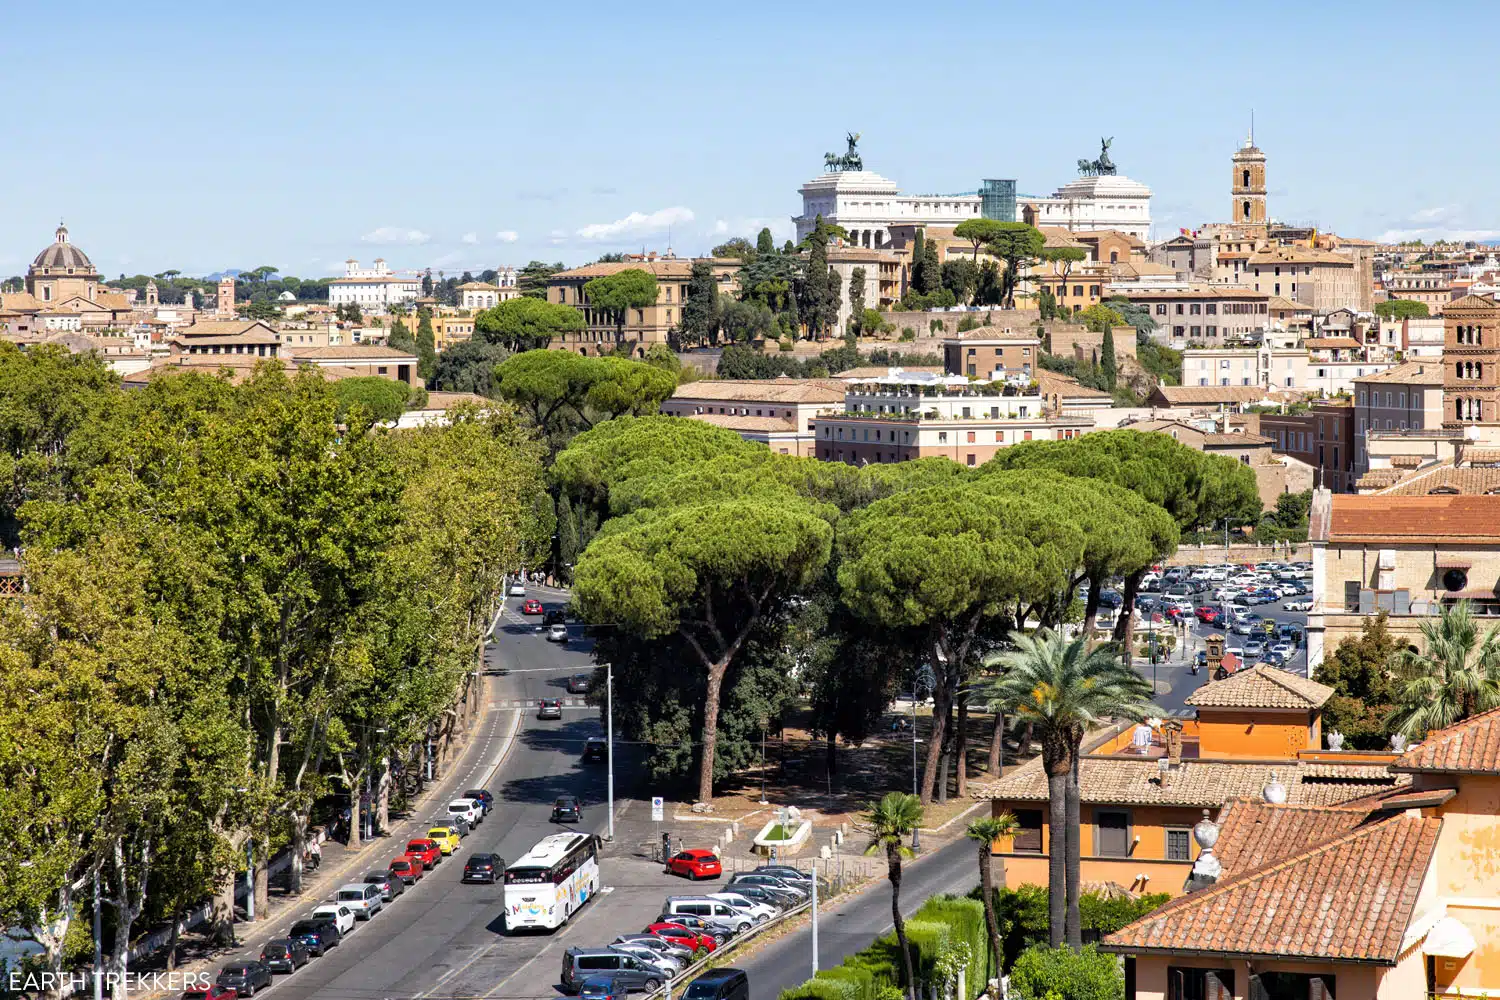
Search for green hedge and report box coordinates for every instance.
[967,884,1171,969]
[777,895,992,1000]
[1007,945,1123,1000]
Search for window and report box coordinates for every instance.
[966,454,975,466]
[1156,304,1167,315]
[1012,809,1043,852]
[966,431,975,443]
[1190,303,1201,315]
[1249,972,1336,999]
[1176,304,1185,315]
[1206,303,1217,315]
[938,432,947,443]
[1094,810,1130,857]
[1168,968,1234,1000]
[1166,828,1191,861]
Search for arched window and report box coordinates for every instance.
[1458,362,1466,379]
[1243,200,1251,219]
[1243,169,1250,187]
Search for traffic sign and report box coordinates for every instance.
[651,796,664,822]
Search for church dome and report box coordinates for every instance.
[30,223,96,274]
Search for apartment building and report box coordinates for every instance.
[1182,346,1307,391]
[659,379,844,457]
[1110,285,1272,344]
[811,371,1090,468]
[941,326,1041,379]
[1382,270,1454,314]
[1261,401,1355,492]
[1351,361,1446,479]
[546,255,739,356]
[1245,246,1360,313]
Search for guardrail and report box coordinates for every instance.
[645,897,812,1000]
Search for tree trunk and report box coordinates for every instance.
[253,843,269,920]
[697,658,731,803]
[1082,569,1103,645]
[1113,568,1146,659]
[919,680,953,804]
[288,815,307,895]
[1045,760,1068,948]
[349,782,364,847]
[1065,754,1083,950]
[378,760,391,832]
[977,844,1002,982]
[956,692,970,798]
[166,916,179,972]
[888,843,916,1000]
[824,731,838,778]
[988,711,1005,777]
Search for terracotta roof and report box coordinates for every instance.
[833,366,944,379]
[689,413,798,433]
[1442,293,1500,313]
[175,320,278,340]
[1113,285,1270,302]
[1247,246,1356,267]
[120,356,369,386]
[1328,494,1500,542]
[1211,798,1376,875]
[1303,337,1362,349]
[456,282,499,291]
[1389,455,1424,470]
[971,753,1406,808]
[1377,465,1500,497]
[1466,449,1500,465]
[1037,227,1085,249]
[551,260,695,280]
[1200,431,1273,447]
[669,380,845,405]
[941,325,1042,342]
[1267,295,1309,311]
[1102,813,1440,964]
[420,391,493,410]
[1393,705,1500,774]
[1184,665,1334,710]
[286,344,420,361]
[1034,370,1112,400]
[1148,385,1266,405]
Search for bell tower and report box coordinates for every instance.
[1230,122,1267,226]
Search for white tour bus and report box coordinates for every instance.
[503,832,600,930]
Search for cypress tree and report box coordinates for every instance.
[416,308,437,383]
[804,217,830,336]
[911,229,926,296]
[1101,324,1118,390]
[922,240,941,295]
[757,228,776,256]
[388,317,415,352]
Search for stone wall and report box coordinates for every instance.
[1165,542,1310,566]
[1050,323,1139,363]
[880,308,1042,337]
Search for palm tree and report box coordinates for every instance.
[864,792,924,1000]
[1388,600,1500,739]
[966,813,1020,982]
[983,630,1154,950]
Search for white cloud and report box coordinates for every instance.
[495,230,519,243]
[549,229,569,246]
[577,206,695,242]
[461,232,479,244]
[709,216,793,246]
[712,219,730,235]
[1408,205,1458,223]
[362,226,431,245]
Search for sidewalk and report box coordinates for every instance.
[133,681,521,993]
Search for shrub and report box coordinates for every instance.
[929,318,945,334]
[779,980,857,1000]
[332,376,411,422]
[957,315,981,333]
[902,918,952,983]
[1008,945,1123,1000]
[919,896,989,987]
[816,965,875,1000]
[1079,892,1171,940]
[899,328,916,341]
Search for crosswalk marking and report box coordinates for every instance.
[493,698,592,709]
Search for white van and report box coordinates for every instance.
[663,897,753,934]
[335,882,385,920]
[707,892,776,923]
[311,902,356,935]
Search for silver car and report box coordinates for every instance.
[610,943,682,976]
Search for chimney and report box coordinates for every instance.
[1164,720,1184,766]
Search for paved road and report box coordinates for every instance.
[740,838,977,1000]
[239,585,700,1000]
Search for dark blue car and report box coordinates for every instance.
[578,974,628,1000]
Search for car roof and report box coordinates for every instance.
[693,969,746,983]
[556,794,578,803]
[683,848,715,857]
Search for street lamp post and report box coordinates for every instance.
[606,661,615,842]
[810,856,819,976]
[92,866,102,1000]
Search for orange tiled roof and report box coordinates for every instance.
[971,753,1405,808]
[1211,797,1375,875]
[1393,704,1500,774]
[1328,494,1500,541]
[1184,664,1333,710]
[689,413,798,433]
[1102,813,1440,964]
[669,380,845,404]
[1376,465,1500,496]
[1149,385,1265,405]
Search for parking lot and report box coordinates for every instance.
[1140,559,1313,673]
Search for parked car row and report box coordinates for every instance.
[557,858,819,997]
[191,789,496,1000]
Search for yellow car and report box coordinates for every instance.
[427,826,461,854]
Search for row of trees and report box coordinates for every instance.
[555,418,1260,805]
[0,347,552,991]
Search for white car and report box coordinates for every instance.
[546,623,568,642]
[1283,599,1313,612]
[1205,568,1229,582]
[609,943,682,976]
[447,799,483,827]
[509,582,526,596]
[311,902,357,935]
[1270,641,1294,657]
[335,882,385,920]
[708,891,778,923]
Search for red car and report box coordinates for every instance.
[182,987,237,1000]
[665,848,722,880]
[645,922,717,953]
[1195,606,1218,622]
[389,857,423,884]
[522,599,543,615]
[405,839,442,868]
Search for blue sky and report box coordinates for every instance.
[3,1,1496,279]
